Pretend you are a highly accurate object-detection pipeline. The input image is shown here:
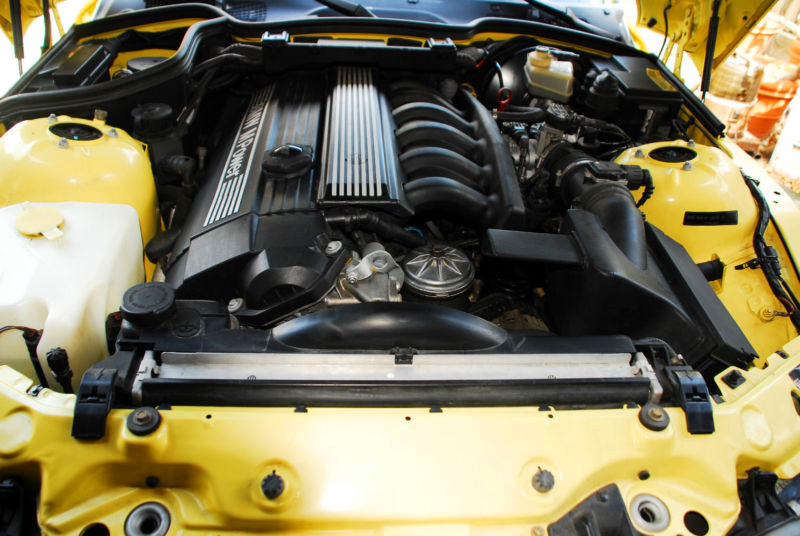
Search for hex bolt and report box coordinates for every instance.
[261,471,285,500]
[687,139,696,148]
[639,403,670,432]
[47,113,57,123]
[325,240,343,256]
[634,148,645,158]
[532,468,555,493]
[126,406,162,436]
[647,406,664,420]
[682,161,693,171]
[133,409,151,425]
[57,138,69,149]
[346,274,358,284]
[227,298,245,313]
[107,128,118,138]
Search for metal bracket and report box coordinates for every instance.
[735,246,780,273]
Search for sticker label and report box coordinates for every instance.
[683,211,739,226]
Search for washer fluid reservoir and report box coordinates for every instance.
[0,202,144,392]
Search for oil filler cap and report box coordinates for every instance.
[15,205,64,240]
[121,282,177,327]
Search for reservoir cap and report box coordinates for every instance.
[121,282,176,326]
[15,205,64,240]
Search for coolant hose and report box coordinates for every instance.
[324,207,426,248]
[404,177,498,228]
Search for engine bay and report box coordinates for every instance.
[3,13,799,441]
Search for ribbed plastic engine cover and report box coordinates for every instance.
[317,66,411,214]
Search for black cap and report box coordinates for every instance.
[121,282,176,327]
[131,103,173,139]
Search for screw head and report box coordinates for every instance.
[634,149,645,158]
[325,240,343,256]
[647,406,664,420]
[108,127,118,138]
[532,526,546,536]
[532,468,555,493]
[47,113,57,123]
[682,161,693,171]
[261,471,285,500]
[57,137,69,149]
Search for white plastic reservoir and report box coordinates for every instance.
[0,202,144,392]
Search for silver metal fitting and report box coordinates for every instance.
[325,240,343,256]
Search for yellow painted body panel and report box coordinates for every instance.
[108,48,175,78]
[617,141,799,358]
[635,0,776,73]
[0,342,798,535]
[0,115,159,250]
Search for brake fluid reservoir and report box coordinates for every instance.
[0,202,144,392]
[0,115,159,244]
[524,46,574,102]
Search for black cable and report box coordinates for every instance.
[41,0,51,55]
[493,61,505,89]
[658,2,672,60]
[0,326,49,387]
[741,173,800,330]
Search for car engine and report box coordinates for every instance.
[4,31,788,431]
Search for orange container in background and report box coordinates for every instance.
[747,79,799,138]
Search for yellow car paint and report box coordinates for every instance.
[0,115,159,250]
[0,343,798,534]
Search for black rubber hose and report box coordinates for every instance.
[405,177,498,227]
[392,102,475,134]
[396,121,483,161]
[191,53,259,76]
[158,184,192,228]
[547,144,647,269]
[324,207,426,248]
[579,182,648,269]
[399,147,485,190]
[495,108,546,122]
